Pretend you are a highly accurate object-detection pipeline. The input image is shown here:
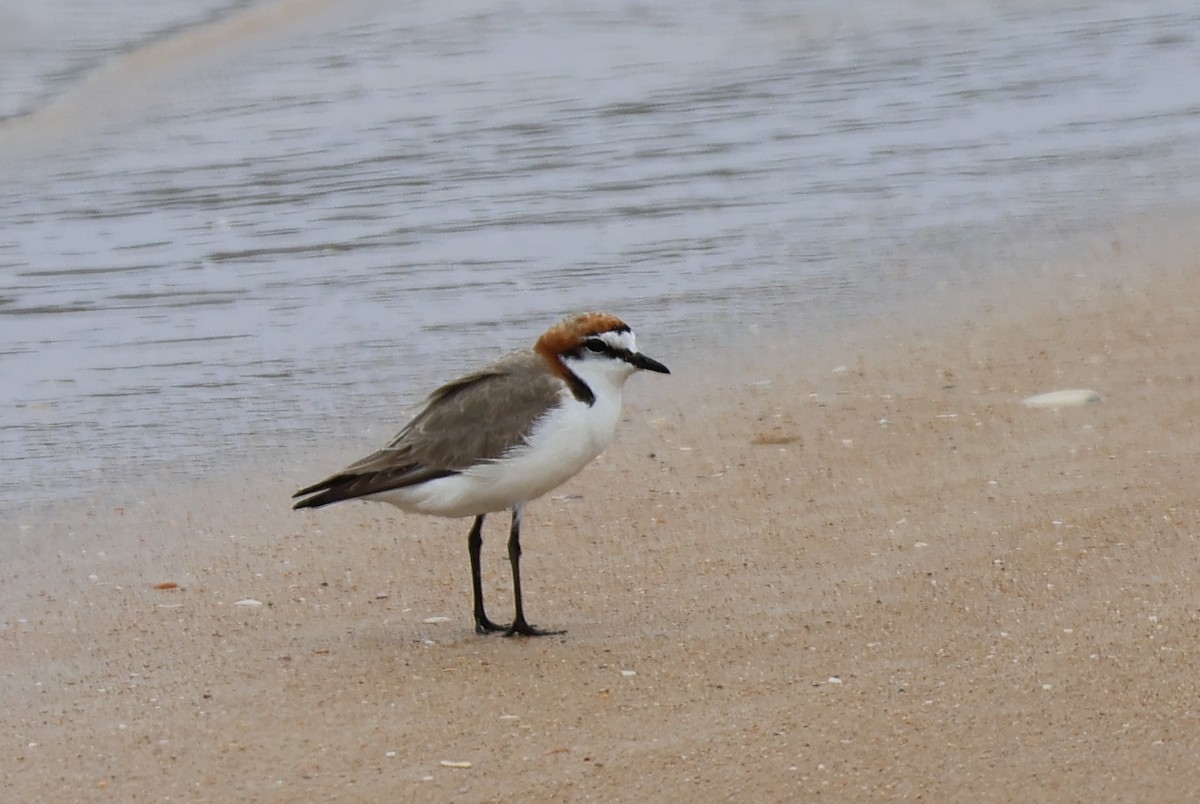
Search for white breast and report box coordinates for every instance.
[367,385,625,518]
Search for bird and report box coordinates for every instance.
[292,312,669,637]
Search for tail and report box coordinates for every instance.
[292,466,459,510]
[292,477,353,510]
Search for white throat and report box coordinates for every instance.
[558,328,641,402]
[561,353,637,400]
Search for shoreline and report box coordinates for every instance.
[6,216,1200,799]
[6,200,1196,513]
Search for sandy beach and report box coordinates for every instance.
[5,219,1200,801]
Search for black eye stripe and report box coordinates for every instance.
[569,337,630,361]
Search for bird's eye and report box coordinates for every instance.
[584,338,606,353]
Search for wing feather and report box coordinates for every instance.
[293,351,564,508]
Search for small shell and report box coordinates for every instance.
[1022,389,1102,409]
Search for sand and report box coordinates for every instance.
[5,221,1200,801]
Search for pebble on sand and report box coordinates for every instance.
[1021,389,1102,409]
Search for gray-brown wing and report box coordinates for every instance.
[389,351,566,469]
[293,351,564,508]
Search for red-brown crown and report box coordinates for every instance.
[533,312,630,359]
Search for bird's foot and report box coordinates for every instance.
[474,616,508,635]
[503,617,565,638]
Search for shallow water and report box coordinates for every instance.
[2,0,1199,504]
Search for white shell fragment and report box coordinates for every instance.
[1022,389,1102,409]
[234,599,263,607]
[440,760,472,769]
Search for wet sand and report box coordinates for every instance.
[5,222,1200,800]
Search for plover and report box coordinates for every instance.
[293,312,669,636]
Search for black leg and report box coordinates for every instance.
[468,515,505,634]
[504,503,564,637]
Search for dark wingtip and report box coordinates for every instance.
[292,467,456,511]
[292,478,338,510]
[293,480,324,498]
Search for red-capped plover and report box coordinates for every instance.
[293,312,669,636]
